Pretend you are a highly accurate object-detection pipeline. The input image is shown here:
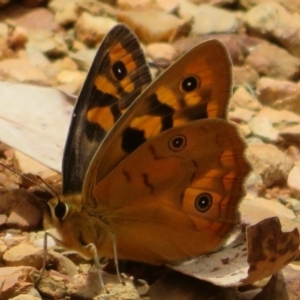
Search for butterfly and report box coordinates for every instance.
[44,23,250,272]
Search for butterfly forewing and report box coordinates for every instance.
[83,39,232,200]
[63,24,151,194]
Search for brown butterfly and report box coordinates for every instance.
[44,24,250,275]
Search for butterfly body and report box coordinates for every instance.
[45,24,250,266]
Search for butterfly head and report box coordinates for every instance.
[44,193,113,259]
[43,194,93,254]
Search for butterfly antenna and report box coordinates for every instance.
[36,174,61,200]
[0,161,59,200]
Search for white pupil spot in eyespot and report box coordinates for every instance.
[112,61,127,80]
[181,76,200,93]
[195,193,212,212]
[168,134,187,152]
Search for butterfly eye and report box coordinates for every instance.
[112,60,127,80]
[168,135,187,152]
[195,193,213,213]
[180,75,200,92]
[55,201,69,220]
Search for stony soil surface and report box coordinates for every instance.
[1,0,300,299]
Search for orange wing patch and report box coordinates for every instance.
[94,75,119,98]
[130,115,162,140]
[87,107,115,131]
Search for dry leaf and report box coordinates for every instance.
[0,82,73,172]
[244,217,299,285]
[170,217,299,287]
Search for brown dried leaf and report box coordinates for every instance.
[0,82,74,173]
[244,217,299,285]
[170,217,299,287]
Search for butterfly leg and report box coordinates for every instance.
[35,231,113,294]
[83,243,108,293]
[34,230,53,286]
[34,230,66,286]
[35,232,107,294]
[110,231,125,285]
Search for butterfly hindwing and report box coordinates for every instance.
[63,24,152,194]
[91,119,250,263]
